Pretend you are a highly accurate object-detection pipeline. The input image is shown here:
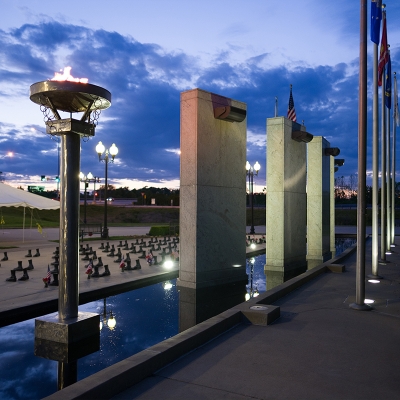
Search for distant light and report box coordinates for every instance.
[390,244,395,248]
[368,279,380,284]
[245,293,250,301]
[163,260,174,269]
[385,251,392,255]
[364,299,375,304]
[232,264,242,268]
[7,152,13,157]
[250,243,256,249]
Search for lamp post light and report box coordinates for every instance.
[96,141,118,239]
[246,161,261,235]
[79,172,100,224]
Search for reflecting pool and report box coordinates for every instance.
[0,238,355,399]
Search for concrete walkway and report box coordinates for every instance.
[38,229,400,400]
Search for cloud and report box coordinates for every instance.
[0,19,393,189]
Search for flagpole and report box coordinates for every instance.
[379,6,388,262]
[275,97,278,117]
[381,61,387,262]
[391,71,397,246]
[371,40,380,276]
[350,0,370,310]
[386,84,391,253]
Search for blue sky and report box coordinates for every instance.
[1,0,400,191]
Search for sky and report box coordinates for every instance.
[1,0,400,192]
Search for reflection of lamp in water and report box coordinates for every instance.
[245,257,259,301]
[164,281,173,290]
[100,298,117,330]
[108,311,116,330]
[246,161,261,235]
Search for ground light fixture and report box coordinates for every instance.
[96,141,118,238]
[368,279,381,284]
[364,299,375,304]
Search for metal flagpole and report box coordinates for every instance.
[386,48,392,252]
[381,61,387,262]
[391,91,396,245]
[392,71,398,246]
[350,0,371,311]
[386,90,391,253]
[371,40,379,276]
[274,97,278,117]
[380,6,387,262]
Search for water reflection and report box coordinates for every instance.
[335,237,357,255]
[0,281,180,400]
[0,238,355,399]
[178,282,247,332]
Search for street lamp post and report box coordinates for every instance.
[96,141,118,239]
[246,161,261,235]
[80,172,100,224]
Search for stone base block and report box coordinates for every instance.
[35,311,99,344]
[234,303,280,326]
[327,263,345,273]
[35,334,100,362]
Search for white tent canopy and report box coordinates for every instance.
[0,183,59,242]
[0,183,60,209]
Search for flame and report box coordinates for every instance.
[50,67,88,83]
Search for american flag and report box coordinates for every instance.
[287,85,297,122]
[86,260,93,274]
[45,265,51,281]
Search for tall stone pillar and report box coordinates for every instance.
[265,117,309,289]
[178,88,248,289]
[307,136,332,269]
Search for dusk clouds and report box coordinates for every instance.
[1,1,400,190]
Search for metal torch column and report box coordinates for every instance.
[59,133,80,320]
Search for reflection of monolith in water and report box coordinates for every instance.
[265,117,311,290]
[307,137,339,269]
[179,284,246,332]
[178,88,248,290]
